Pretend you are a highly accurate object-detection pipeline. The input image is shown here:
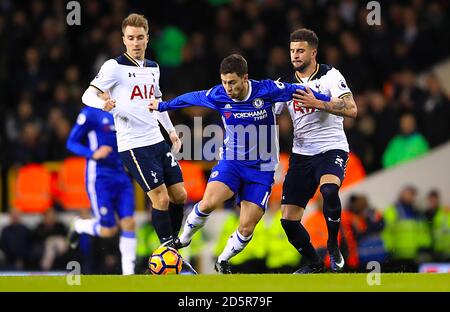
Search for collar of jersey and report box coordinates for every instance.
[231,80,253,102]
[295,63,319,83]
[124,52,144,67]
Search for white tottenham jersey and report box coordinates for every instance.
[275,64,352,156]
[89,53,164,152]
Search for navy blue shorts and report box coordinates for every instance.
[119,141,183,192]
[208,160,274,210]
[281,149,348,208]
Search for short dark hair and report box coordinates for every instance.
[220,54,248,77]
[290,28,319,48]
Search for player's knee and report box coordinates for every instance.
[281,205,304,220]
[198,199,216,214]
[171,188,187,204]
[320,183,339,201]
[120,217,135,232]
[237,225,254,238]
[100,226,118,238]
[156,194,170,209]
[281,219,310,247]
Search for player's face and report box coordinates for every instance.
[290,41,316,72]
[123,26,149,60]
[221,73,249,100]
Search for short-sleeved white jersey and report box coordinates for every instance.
[275,64,352,156]
[89,53,164,152]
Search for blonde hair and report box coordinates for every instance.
[122,13,149,34]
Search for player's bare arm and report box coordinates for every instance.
[293,87,357,118]
[169,131,182,154]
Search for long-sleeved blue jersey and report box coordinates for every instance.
[158,79,330,170]
[67,107,134,227]
[67,106,125,175]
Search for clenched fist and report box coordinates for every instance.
[148,99,159,112]
[102,99,116,112]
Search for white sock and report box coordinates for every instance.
[179,202,210,246]
[119,232,136,275]
[218,230,253,262]
[74,218,100,236]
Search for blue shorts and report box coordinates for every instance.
[208,160,274,210]
[281,149,348,208]
[119,141,183,192]
[86,171,135,228]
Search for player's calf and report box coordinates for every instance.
[281,219,322,265]
[217,230,253,264]
[179,202,210,247]
[320,183,342,248]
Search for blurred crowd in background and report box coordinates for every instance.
[0,0,450,273]
[2,0,450,170]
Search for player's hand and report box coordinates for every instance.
[148,99,159,112]
[92,145,113,160]
[293,87,320,109]
[169,131,182,154]
[102,99,116,112]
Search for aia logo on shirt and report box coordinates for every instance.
[130,85,155,100]
[293,100,319,114]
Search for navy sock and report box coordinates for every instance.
[152,208,173,244]
[281,219,321,264]
[320,183,342,248]
[168,202,184,237]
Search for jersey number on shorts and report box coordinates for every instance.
[166,152,177,167]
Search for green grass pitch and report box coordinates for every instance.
[0,273,449,292]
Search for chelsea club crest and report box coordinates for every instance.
[252,98,264,109]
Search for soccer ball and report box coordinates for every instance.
[148,246,183,275]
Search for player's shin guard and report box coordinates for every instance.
[74,218,100,236]
[152,208,174,244]
[281,219,321,264]
[119,231,136,275]
[218,230,252,262]
[179,202,209,246]
[169,202,184,237]
[320,183,342,248]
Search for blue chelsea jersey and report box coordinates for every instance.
[158,79,330,171]
[67,106,125,174]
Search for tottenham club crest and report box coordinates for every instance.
[252,98,264,109]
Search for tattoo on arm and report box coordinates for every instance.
[321,95,356,117]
